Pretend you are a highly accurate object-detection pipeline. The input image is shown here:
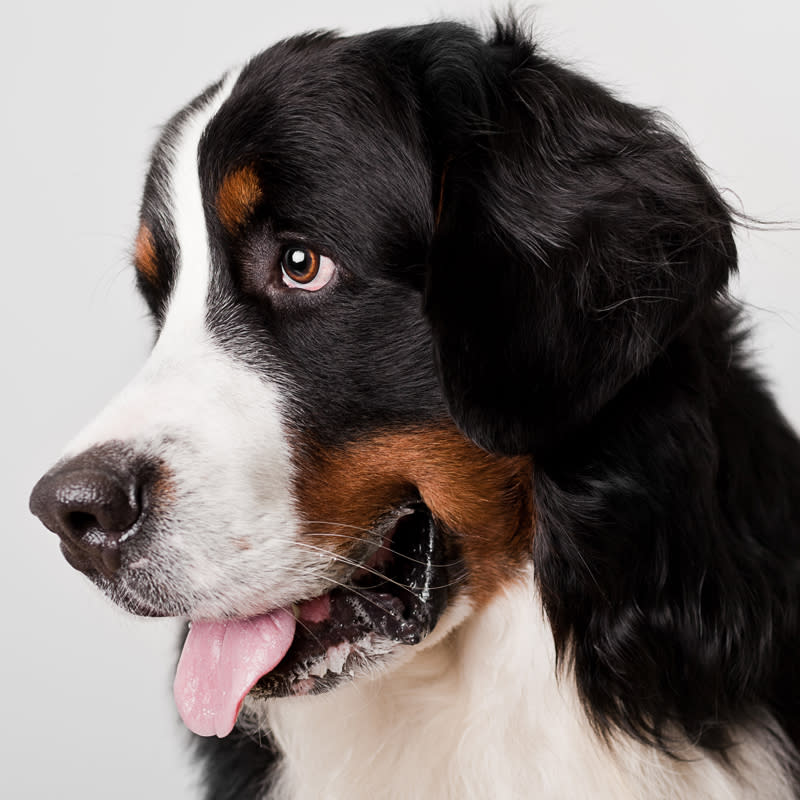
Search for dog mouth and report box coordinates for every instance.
[174,504,456,737]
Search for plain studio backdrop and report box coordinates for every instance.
[2,1,798,797]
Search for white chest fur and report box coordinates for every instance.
[248,571,794,800]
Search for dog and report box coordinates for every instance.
[29,18,800,799]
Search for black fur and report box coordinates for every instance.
[422,21,736,456]
[194,725,281,799]
[153,18,799,792]
[415,20,800,756]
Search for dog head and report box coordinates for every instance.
[29,21,734,738]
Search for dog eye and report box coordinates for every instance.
[280,246,336,291]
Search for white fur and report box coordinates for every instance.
[256,569,796,800]
[60,71,328,620]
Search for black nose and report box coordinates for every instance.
[30,444,143,578]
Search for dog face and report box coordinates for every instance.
[29,28,534,736]
[30,21,737,742]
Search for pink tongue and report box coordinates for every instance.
[173,608,296,737]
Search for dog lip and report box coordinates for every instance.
[251,504,456,699]
[87,568,185,618]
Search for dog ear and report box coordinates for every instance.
[417,23,736,455]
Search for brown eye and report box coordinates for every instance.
[281,247,319,284]
[280,246,337,292]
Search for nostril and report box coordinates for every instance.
[66,510,101,539]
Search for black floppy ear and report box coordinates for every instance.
[419,23,736,455]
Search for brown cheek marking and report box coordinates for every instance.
[134,224,159,284]
[292,426,533,607]
[216,165,263,234]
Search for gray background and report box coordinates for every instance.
[3,1,798,797]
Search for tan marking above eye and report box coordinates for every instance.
[134,224,159,284]
[216,165,263,234]
[291,425,533,607]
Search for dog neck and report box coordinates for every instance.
[247,569,793,800]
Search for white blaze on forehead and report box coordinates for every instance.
[59,69,317,619]
[157,68,241,350]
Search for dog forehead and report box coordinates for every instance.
[138,30,435,309]
[128,34,449,450]
[197,41,431,252]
